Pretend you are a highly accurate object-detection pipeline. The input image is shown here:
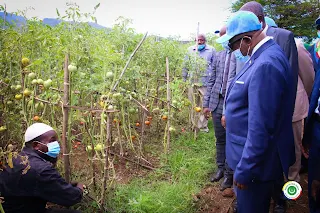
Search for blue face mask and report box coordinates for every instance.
[317,31,320,38]
[38,141,61,158]
[221,41,230,51]
[198,44,205,51]
[234,49,250,62]
[234,37,251,62]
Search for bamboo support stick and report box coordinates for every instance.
[112,32,148,91]
[166,57,171,154]
[62,54,71,182]
[101,113,111,211]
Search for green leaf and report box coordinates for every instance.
[56,8,60,17]
[94,3,100,10]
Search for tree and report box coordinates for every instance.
[231,0,320,42]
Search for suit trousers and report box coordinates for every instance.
[288,119,304,182]
[211,96,233,177]
[188,86,208,129]
[236,181,274,213]
[308,121,320,213]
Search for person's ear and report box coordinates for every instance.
[32,141,41,150]
[258,15,264,23]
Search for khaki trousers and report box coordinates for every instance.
[288,119,304,182]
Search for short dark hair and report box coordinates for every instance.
[240,1,265,21]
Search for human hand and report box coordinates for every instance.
[76,183,84,191]
[302,143,309,159]
[221,115,226,128]
[234,180,247,190]
[203,108,211,119]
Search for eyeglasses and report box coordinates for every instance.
[228,35,252,51]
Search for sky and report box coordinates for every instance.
[2,0,235,40]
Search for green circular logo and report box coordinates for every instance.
[288,186,297,195]
[283,181,302,200]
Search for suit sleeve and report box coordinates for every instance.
[285,32,299,95]
[203,51,217,108]
[35,165,83,207]
[234,62,285,185]
[223,53,237,115]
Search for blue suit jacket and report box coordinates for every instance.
[225,39,296,185]
[304,69,320,146]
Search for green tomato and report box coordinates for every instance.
[108,105,114,110]
[112,93,121,99]
[68,64,77,72]
[37,79,44,85]
[0,126,7,132]
[94,143,104,151]
[28,72,36,80]
[43,79,52,88]
[15,85,22,90]
[35,102,44,110]
[128,108,135,113]
[6,100,13,105]
[86,145,93,152]
[23,88,32,97]
[106,72,114,79]
[15,94,23,100]
[31,79,38,85]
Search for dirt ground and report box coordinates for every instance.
[68,140,310,213]
[195,174,309,213]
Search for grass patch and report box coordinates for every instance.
[107,124,216,213]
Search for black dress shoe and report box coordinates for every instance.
[210,169,224,182]
[220,176,233,191]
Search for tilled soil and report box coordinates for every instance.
[195,174,309,213]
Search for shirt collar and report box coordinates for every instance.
[251,36,273,57]
[263,24,269,33]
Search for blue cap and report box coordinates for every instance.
[265,17,277,28]
[216,11,262,44]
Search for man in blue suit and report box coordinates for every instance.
[216,11,296,213]
[303,17,320,213]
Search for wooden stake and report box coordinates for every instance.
[166,57,171,154]
[112,32,148,91]
[62,54,71,182]
[101,113,111,211]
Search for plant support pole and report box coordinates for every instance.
[166,57,171,153]
[62,54,71,182]
[101,113,111,211]
[112,32,148,91]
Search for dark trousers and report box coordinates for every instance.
[45,209,81,213]
[308,121,320,213]
[236,181,274,213]
[212,96,233,177]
